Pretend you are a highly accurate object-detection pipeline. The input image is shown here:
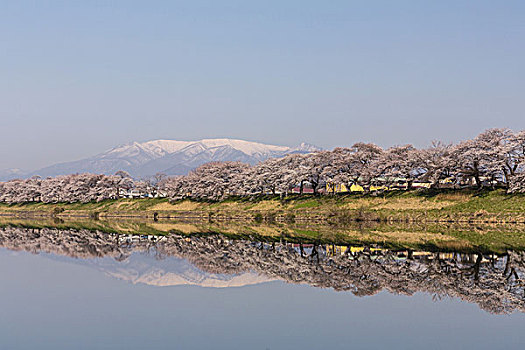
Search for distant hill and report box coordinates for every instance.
[0,168,26,181]
[7,138,320,180]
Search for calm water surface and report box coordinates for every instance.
[0,226,524,350]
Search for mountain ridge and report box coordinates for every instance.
[2,138,320,180]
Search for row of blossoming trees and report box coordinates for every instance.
[0,171,140,204]
[1,128,525,204]
[161,128,525,200]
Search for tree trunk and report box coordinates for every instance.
[502,168,511,190]
[474,173,482,189]
[474,253,482,281]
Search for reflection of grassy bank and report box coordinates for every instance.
[2,216,525,254]
[1,189,525,224]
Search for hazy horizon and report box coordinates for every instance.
[1,1,524,170]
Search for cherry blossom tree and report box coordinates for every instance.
[324,143,383,192]
[372,145,420,189]
[417,141,455,187]
[182,162,251,200]
[2,128,525,203]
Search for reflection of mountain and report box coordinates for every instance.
[0,227,272,288]
[1,226,524,314]
[84,254,274,288]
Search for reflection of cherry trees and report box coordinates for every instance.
[155,236,525,314]
[1,226,523,314]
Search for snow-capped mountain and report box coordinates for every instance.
[25,138,321,178]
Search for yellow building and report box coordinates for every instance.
[326,183,364,193]
[369,185,388,191]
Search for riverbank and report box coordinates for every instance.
[2,214,525,254]
[1,189,525,224]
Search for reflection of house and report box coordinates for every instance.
[326,245,348,256]
[326,245,388,257]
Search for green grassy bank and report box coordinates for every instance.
[2,215,525,254]
[1,189,525,224]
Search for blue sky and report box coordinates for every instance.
[1,1,524,170]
